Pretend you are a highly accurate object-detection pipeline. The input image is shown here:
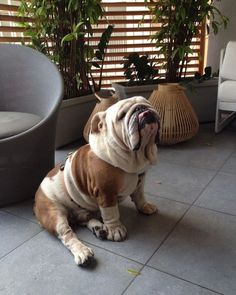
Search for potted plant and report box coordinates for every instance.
[145,0,228,83]
[112,52,159,99]
[145,0,228,122]
[18,0,113,147]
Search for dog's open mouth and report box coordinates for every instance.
[128,105,160,150]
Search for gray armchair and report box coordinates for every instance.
[0,44,63,206]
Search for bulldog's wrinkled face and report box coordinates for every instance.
[90,96,160,152]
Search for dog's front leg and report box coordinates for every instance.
[131,173,157,215]
[99,203,127,241]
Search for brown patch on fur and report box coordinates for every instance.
[73,145,124,208]
[46,164,60,180]
[64,230,74,244]
[34,188,59,235]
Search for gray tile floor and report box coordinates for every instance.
[1,124,236,295]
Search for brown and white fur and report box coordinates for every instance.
[34,96,160,266]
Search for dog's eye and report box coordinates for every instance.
[98,122,103,129]
[117,111,126,121]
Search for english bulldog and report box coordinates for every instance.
[34,96,160,266]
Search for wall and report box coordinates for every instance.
[206,0,236,72]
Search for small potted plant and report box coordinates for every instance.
[112,52,159,100]
[18,0,113,147]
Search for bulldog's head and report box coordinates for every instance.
[89,96,160,173]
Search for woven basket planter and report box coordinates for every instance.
[83,93,118,142]
[149,83,199,145]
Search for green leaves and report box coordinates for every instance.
[145,0,229,82]
[211,21,219,35]
[61,22,85,45]
[18,0,107,99]
[95,25,113,59]
[73,22,84,33]
[171,45,193,60]
[61,33,76,44]
[123,52,159,85]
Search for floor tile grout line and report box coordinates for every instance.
[190,170,219,206]
[121,264,146,295]
[143,204,191,267]
[145,192,193,206]
[141,167,223,268]
[146,265,224,295]
[147,190,236,218]
[191,147,236,207]
[158,139,236,173]
[0,230,43,263]
[121,201,219,295]
[78,237,149,295]
[158,159,220,172]
[79,238,146,267]
[121,144,236,294]
[128,148,236,295]
[193,204,236,218]
[155,158,219,172]
[216,148,236,172]
[0,209,38,225]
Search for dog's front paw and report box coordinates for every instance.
[139,202,157,215]
[73,244,94,266]
[104,223,127,241]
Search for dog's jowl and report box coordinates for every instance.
[34,96,160,266]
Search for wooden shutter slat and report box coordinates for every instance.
[0,36,29,42]
[103,2,150,7]
[0,1,205,87]
[91,63,199,73]
[0,15,34,22]
[93,26,160,33]
[0,26,25,32]
[0,4,18,12]
[104,11,150,16]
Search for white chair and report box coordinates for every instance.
[215,41,236,133]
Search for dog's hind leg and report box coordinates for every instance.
[34,188,94,266]
[70,206,107,240]
[86,218,107,240]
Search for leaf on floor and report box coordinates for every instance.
[127,268,141,276]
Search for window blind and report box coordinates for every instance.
[0,1,205,87]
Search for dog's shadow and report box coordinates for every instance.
[79,256,98,270]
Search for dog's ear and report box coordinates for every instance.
[90,112,106,134]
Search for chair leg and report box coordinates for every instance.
[215,109,236,133]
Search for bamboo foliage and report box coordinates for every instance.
[145,0,229,82]
[18,0,113,99]
[1,2,209,87]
